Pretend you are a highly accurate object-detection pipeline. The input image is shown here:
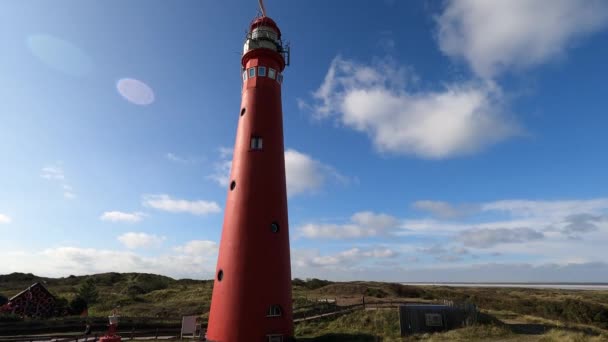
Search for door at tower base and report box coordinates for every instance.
[206,14,294,342]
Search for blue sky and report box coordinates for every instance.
[1,0,608,282]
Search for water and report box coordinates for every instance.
[401,283,608,291]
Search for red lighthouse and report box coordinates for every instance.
[206,8,293,342]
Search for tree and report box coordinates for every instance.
[78,278,99,304]
[69,296,88,315]
[54,297,69,316]
[0,294,8,306]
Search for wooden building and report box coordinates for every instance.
[6,282,56,318]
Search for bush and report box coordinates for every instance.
[78,278,99,304]
[303,278,333,290]
[130,274,171,293]
[69,296,88,315]
[93,272,125,286]
[364,288,388,298]
[293,278,306,287]
[0,294,7,306]
[54,297,70,316]
[125,285,146,298]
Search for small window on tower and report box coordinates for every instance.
[242,71,247,81]
[268,68,276,80]
[270,222,280,233]
[249,67,256,78]
[250,136,263,150]
[267,335,283,342]
[267,305,282,317]
[277,73,283,84]
[258,66,267,77]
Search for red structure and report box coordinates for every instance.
[206,12,293,342]
[99,315,121,342]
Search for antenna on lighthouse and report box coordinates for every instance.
[258,0,267,17]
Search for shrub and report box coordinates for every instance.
[69,296,88,315]
[364,288,388,298]
[54,297,70,316]
[130,274,171,293]
[303,278,332,290]
[125,285,146,298]
[78,278,99,304]
[0,294,7,306]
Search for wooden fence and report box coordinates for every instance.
[0,298,420,341]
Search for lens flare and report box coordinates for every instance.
[116,78,155,106]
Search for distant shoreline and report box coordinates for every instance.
[401,282,608,291]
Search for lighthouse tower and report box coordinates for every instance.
[206,11,293,342]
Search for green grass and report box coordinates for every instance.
[2,273,608,340]
[296,309,401,339]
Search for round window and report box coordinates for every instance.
[217,269,224,282]
[270,222,280,233]
[240,108,246,116]
[230,181,236,191]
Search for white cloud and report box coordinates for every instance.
[142,194,221,215]
[299,211,399,239]
[293,247,398,269]
[41,166,65,180]
[63,191,76,200]
[3,245,608,282]
[100,211,145,223]
[437,0,608,78]
[165,153,200,164]
[117,232,166,249]
[208,147,350,197]
[481,198,608,219]
[302,57,519,158]
[284,149,324,196]
[560,214,606,238]
[173,240,218,256]
[413,200,478,219]
[0,243,219,279]
[285,149,349,196]
[294,198,608,274]
[0,214,11,224]
[42,164,76,199]
[458,227,544,248]
[207,148,233,187]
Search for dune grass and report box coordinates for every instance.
[2,273,608,340]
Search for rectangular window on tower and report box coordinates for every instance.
[268,68,276,80]
[267,305,282,317]
[258,66,267,77]
[250,136,263,150]
[267,335,283,342]
[242,71,247,81]
[277,73,283,84]
[249,67,256,78]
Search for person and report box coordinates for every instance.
[84,322,91,335]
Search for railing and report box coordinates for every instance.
[0,299,442,340]
[0,316,182,340]
[0,328,181,342]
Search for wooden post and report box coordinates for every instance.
[362,296,366,309]
[155,327,159,340]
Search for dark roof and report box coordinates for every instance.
[9,282,56,301]
[249,16,282,38]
